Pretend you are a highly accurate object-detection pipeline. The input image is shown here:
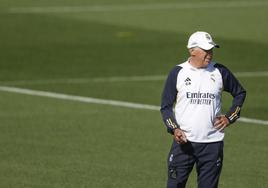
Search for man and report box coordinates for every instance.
[160,31,246,188]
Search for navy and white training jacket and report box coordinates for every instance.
[160,61,246,143]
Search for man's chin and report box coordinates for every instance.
[201,61,211,68]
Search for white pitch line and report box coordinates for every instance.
[0,71,267,86]
[239,117,268,126]
[235,71,268,77]
[0,85,267,126]
[7,1,268,14]
[0,86,159,111]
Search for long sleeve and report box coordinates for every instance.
[160,66,182,134]
[215,64,247,123]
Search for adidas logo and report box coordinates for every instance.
[185,77,191,85]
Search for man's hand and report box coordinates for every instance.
[214,115,230,131]
[173,128,187,144]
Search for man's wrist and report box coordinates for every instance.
[172,127,180,134]
[224,115,232,125]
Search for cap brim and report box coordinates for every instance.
[210,41,220,48]
[199,43,214,50]
[187,42,220,50]
[199,42,220,50]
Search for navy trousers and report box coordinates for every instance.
[167,141,223,188]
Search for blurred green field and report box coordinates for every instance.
[0,0,268,187]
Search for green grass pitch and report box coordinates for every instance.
[0,0,267,187]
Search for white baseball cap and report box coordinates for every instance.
[187,31,219,50]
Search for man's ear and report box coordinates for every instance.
[189,48,196,56]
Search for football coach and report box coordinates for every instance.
[160,31,246,188]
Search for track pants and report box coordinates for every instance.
[167,141,223,188]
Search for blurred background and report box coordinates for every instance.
[0,0,267,187]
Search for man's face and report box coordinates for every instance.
[192,48,213,68]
